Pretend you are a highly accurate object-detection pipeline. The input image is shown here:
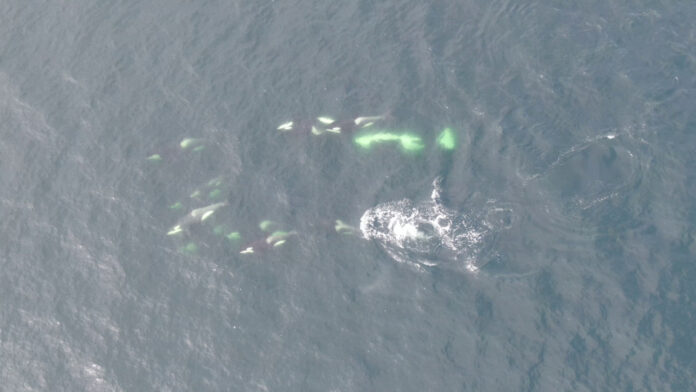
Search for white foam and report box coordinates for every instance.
[360,178,485,270]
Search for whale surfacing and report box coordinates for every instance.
[359,178,484,271]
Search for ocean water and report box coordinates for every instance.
[1,1,695,391]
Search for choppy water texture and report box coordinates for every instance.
[1,1,695,391]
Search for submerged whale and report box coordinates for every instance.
[239,230,298,254]
[277,115,387,136]
[167,202,227,236]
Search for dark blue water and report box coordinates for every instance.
[1,1,695,390]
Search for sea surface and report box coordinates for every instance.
[1,1,695,391]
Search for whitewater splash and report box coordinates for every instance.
[359,178,485,272]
